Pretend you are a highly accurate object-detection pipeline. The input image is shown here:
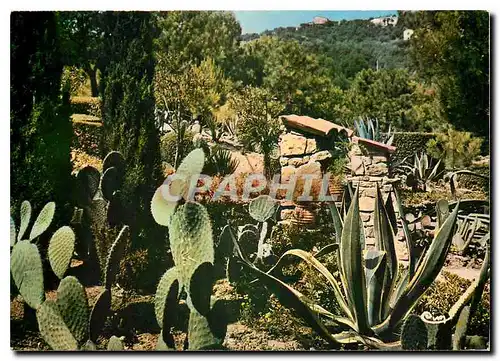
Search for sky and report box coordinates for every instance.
[234,11,398,34]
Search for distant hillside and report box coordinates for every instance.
[241,18,410,89]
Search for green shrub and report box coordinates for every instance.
[61,66,88,96]
[414,271,490,338]
[70,96,102,117]
[427,128,483,169]
[456,163,490,192]
[391,132,436,165]
[72,117,102,156]
[159,130,195,167]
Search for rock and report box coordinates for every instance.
[361,156,372,166]
[310,150,332,162]
[366,163,388,176]
[359,196,375,212]
[365,237,376,246]
[351,156,365,175]
[305,138,318,154]
[280,209,294,221]
[281,166,297,183]
[360,188,377,198]
[280,157,289,166]
[280,133,308,157]
[365,226,374,238]
[371,156,387,163]
[288,157,307,167]
[360,212,371,222]
[296,161,322,179]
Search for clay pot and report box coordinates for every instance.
[291,203,316,227]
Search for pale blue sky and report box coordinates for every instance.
[234,11,398,34]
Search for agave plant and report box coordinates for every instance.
[401,152,442,192]
[354,118,394,146]
[227,185,466,348]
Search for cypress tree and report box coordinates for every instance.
[10,11,73,219]
[100,12,163,264]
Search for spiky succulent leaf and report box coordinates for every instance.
[48,226,75,279]
[89,289,111,343]
[103,151,125,175]
[248,195,278,222]
[10,240,44,309]
[452,306,470,350]
[189,262,214,316]
[101,167,121,201]
[154,267,179,328]
[169,202,214,289]
[81,340,97,351]
[401,314,428,350]
[107,336,124,351]
[10,217,16,247]
[340,187,368,333]
[56,276,90,344]
[37,300,79,350]
[104,226,129,290]
[364,250,386,327]
[76,166,101,207]
[436,200,449,229]
[29,201,55,241]
[18,200,31,241]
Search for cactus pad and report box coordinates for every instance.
[107,336,124,351]
[154,267,179,328]
[56,276,90,344]
[248,195,278,222]
[18,200,31,241]
[10,240,44,309]
[89,198,107,230]
[81,340,97,351]
[169,202,214,288]
[10,217,16,247]
[103,151,125,175]
[187,308,223,350]
[89,289,111,343]
[37,300,79,351]
[401,314,428,350]
[104,226,129,290]
[76,166,101,207]
[189,262,214,316]
[48,226,76,279]
[29,201,56,241]
[107,191,125,226]
[101,166,121,201]
[151,186,177,227]
[156,331,175,351]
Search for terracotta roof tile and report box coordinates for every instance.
[280,115,353,138]
[352,136,396,153]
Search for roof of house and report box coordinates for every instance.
[280,115,354,138]
[352,135,397,153]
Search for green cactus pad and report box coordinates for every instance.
[169,202,214,288]
[154,267,179,328]
[18,200,31,241]
[401,314,428,350]
[248,195,278,222]
[151,186,177,227]
[156,331,175,351]
[56,276,90,344]
[89,289,111,343]
[104,226,129,290]
[107,336,124,351]
[10,217,16,247]
[76,166,101,207]
[101,167,121,201]
[187,308,224,350]
[226,256,241,284]
[81,340,97,351]
[207,299,228,340]
[89,198,107,230]
[189,262,214,316]
[37,300,79,351]
[103,151,125,175]
[107,191,125,226]
[10,240,44,309]
[48,226,76,279]
[29,201,56,241]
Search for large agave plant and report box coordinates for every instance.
[228,186,467,348]
[354,118,394,146]
[401,152,442,192]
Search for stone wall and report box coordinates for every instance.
[348,142,398,246]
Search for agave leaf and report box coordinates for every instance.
[364,250,386,326]
[389,268,409,309]
[314,243,339,258]
[328,203,343,244]
[267,248,352,320]
[468,247,490,316]
[18,200,31,241]
[340,187,368,333]
[384,190,398,235]
[10,217,16,247]
[389,203,459,328]
[393,188,417,277]
[436,199,449,229]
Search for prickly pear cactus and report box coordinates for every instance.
[48,226,76,279]
[18,200,32,241]
[10,240,44,309]
[101,166,121,201]
[29,201,56,241]
[89,289,111,343]
[104,226,129,290]
[187,299,227,350]
[55,276,90,344]
[154,267,180,328]
[103,151,125,175]
[107,336,124,351]
[189,262,215,317]
[248,195,278,222]
[169,202,214,290]
[76,166,101,207]
[401,314,428,350]
[37,300,79,351]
